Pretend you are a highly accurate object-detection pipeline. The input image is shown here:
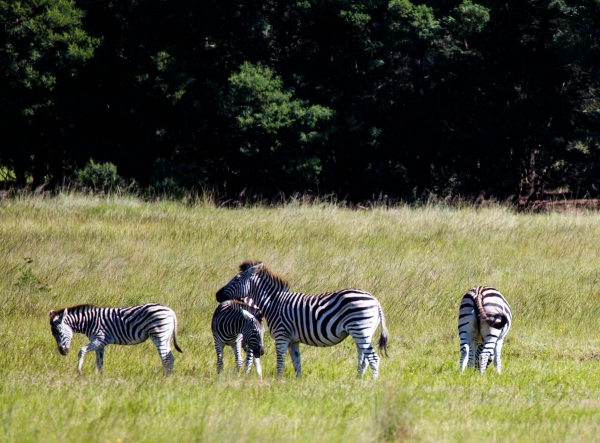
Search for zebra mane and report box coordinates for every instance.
[240,260,262,271]
[239,260,290,291]
[49,304,97,322]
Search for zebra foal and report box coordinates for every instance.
[49,303,183,375]
[216,261,389,379]
[458,286,512,374]
[212,300,265,376]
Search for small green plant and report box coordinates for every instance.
[14,257,50,292]
[74,160,123,193]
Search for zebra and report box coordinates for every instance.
[49,303,183,376]
[215,261,389,379]
[212,300,265,376]
[458,286,512,374]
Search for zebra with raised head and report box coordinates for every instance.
[212,300,265,376]
[458,286,512,374]
[49,303,183,375]
[215,261,389,379]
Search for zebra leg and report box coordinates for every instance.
[494,338,505,374]
[459,343,468,371]
[275,339,290,378]
[163,351,175,376]
[478,347,491,374]
[254,358,263,378]
[289,341,302,378]
[364,346,380,379]
[351,333,379,378]
[460,337,476,371]
[244,349,254,375]
[478,326,499,374]
[233,337,243,375]
[151,335,174,376]
[77,349,86,375]
[475,344,483,370]
[78,339,105,375]
[214,342,225,374]
[95,348,105,374]
[356,346,368,377]
[475,344,493,370]
[458,313,478,371]
[467,337,477,368]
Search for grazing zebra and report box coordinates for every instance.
[49,303,183,375]
[212,300,265,376]
[215,261,389,378]
[458,286,512,374]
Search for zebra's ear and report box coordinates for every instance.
[250,263,264,274]
[241,309,255,321]
[49,310,56,319]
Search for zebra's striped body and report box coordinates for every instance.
[49,303,183,375]
[458,286,512,374]
[212,300,265,376]
[216,261,389,378]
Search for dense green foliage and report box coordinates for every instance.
[1,0,600,201]
[1,195,600,441]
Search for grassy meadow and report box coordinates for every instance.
[1,194,600,442]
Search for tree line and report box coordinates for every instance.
[1,0,599,202]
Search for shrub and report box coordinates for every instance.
[74,160,123,193]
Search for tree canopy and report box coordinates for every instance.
[1,0,599,201]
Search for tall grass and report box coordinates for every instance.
[1,194,599,442]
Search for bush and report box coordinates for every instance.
[74,160,123,193]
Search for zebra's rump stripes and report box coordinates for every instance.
[49,303,182,375]
[458,286,512,374]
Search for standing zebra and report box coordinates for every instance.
[49,303,183,375]
[458,286,512,374]
[215,261,389,378]
[212,300,265,376]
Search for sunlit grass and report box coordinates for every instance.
[1,194,600,441]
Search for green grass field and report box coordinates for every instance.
[1,194,599,442]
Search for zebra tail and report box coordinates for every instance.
[378,303,389,358]
[474,288,494,326]
[173,314,183,353]
[474,289,507,329]
[485,314,508,329]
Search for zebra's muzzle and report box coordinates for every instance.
[215,288,227,302]
[246,345,265,357]
[58,346,69,355]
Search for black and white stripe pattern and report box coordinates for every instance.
[49,303,183,375]
[458,286,512,374]
[216,261,389,378]
[212,300,265,376]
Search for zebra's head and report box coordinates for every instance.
[240,309,265,358]
[49,309,74,355]
[216,261,264,303]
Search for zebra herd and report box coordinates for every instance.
[49,260,512,378]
